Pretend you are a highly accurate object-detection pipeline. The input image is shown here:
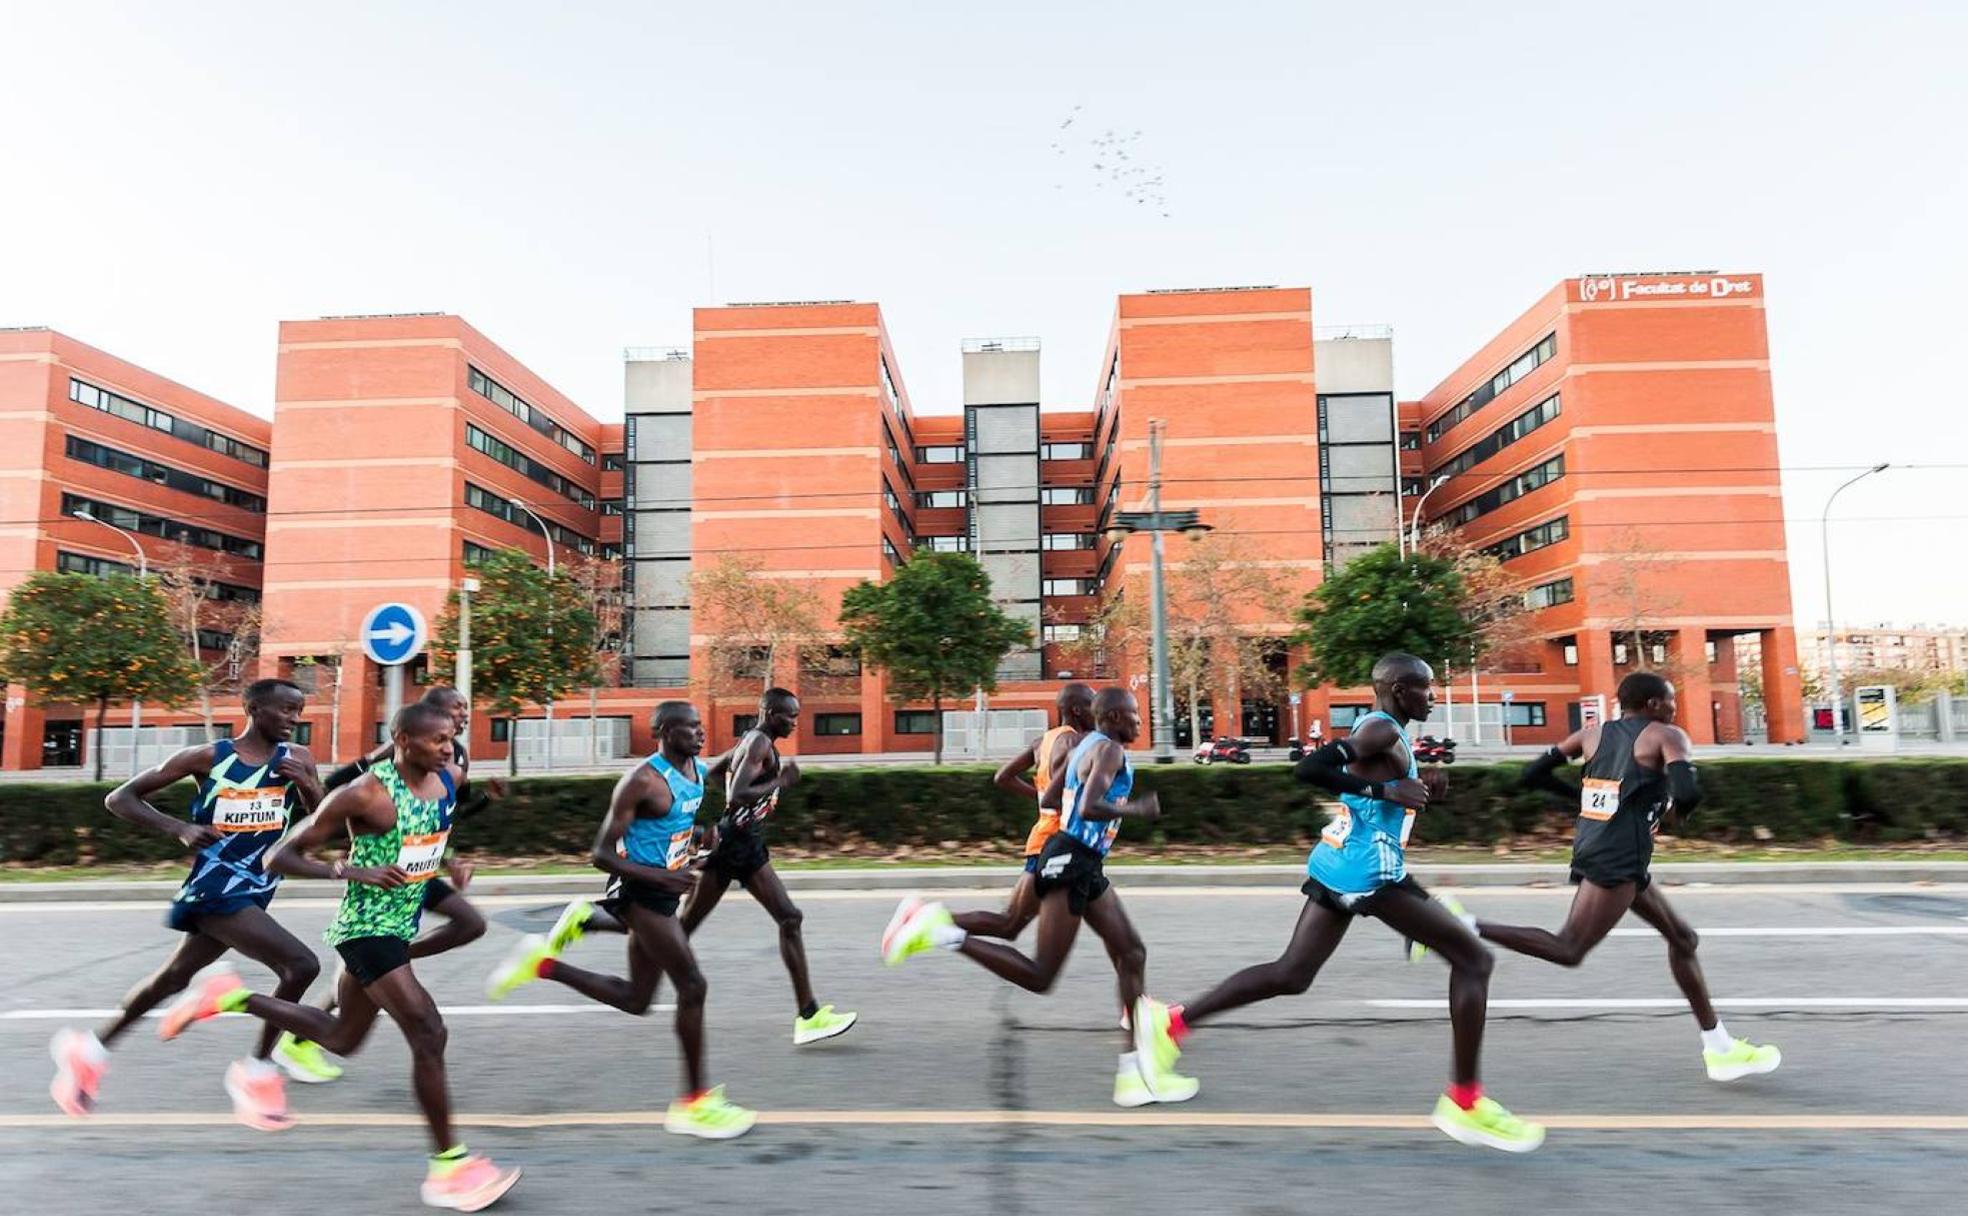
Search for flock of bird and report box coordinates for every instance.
[1051,103,1170,218]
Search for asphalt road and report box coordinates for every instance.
[6,880,1968,1215]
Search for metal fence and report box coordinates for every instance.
[939,710,1049,761]
[509,716,633,769]
[94,725,225,776]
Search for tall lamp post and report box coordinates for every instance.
[1405,474,1450,556]
[1105,419,1211,765]
[512,503,558,771]
[74,509,149,775]
[1821,462,1889,745]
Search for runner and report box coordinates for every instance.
[483,701,755,1139]
[275,686,496,1085]
[155,701,521,1211]
[1470,670,1781,1082]
[881,687,1197,1107]
[950,681,1095,940]
[1141,653,1544,1152]
[50,678,323,1131]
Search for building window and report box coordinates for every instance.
[1705,640,1719,664]
[1329,705,1371,729]
[1043,578,1094,597]
[1399,431,1422,451]
[291,722,313,746]
[1041,532,1094,550]
[916,489,967,509]
[882,536,902,568]
[64,436,266,512]
[59,493,262,560]
[1041,441,1093,461]
[463,541,497,566]
[602,453,624,472]
[1425,332,1557,443]
[1040,486,1094,506]
[57,550,136,578]
[919,535,967,552]
[1402,477,1425,497]
[468,366,595,463]
[1447,455,1565,527]
[464,483,596,554]
[733,714,759,735]
[894,710,938,735]
[1483,515,1570,562]
[1502,702,1547,727]
[801,646,861,680]
[812,713,862,737]
[1523,577,1575,611]
[1434,393,1562,480]
[490,718,511,742]
[880,356,900,411]
[1613,642,1630,665]
[68,376,269,469]
[465,424,598,510]
[1043,623,1083,644]
[917,445,966,464]
[1563,642,1579,666]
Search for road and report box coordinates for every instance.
[5,880,1968,1214]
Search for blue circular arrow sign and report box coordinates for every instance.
[360,602,427,666]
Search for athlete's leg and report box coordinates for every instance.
[742,863,817,1013]
[1373,886,1494,1087]
[366,966,457,1153]
[539,915,667,1015]
[96,932,229,1046]
[1180,899,1351,1027]
[1477,880,1635,966]
[954,887,1082,992]
[410,891,488,960]
[196,904,321,1061]
[1627,884,1718,1029]
[952,872,1041,940]
[1080,890,1147,1047]
[678,869,732,937]
[240,965,385,1056]
[625,906,709,1095]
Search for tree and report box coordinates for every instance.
[1415,525,1534,669]
[692,554,825,698]
[1049,590,1143,683]
[1166,531,1297,739]
[154,544,262,743]
[1587,528,1687,678]
[0,571,201,780]
[566,552,627,764]
[839,552,1031,764]
[429,549,598,775]
[1291,543,1480,690]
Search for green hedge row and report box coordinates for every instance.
[5,758,1967,866]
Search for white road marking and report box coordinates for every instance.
[0,1003,674,1021]
[1368,997,1968,1010]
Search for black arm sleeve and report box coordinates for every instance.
[452,782,492,822]
[1666,760,1703,818]
[1294,740,1380,800]
[1520,747,1575,801]
[322,755,374,794]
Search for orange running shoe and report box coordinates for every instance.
[49,1028,107,1117]
[158,969,247,1041]
[421,1154,522,1211]
[224,1059,293,1132]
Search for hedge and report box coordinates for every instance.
[5,758,1967,866]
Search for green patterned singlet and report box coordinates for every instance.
[324,760,456,946]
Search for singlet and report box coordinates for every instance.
[1307,710,1419,894]
[324,760,457,946]
[172,739,298,910]
[1059,730,1134,857]
[622,754,705,871]
[720,731,781,834]
[1572,716,1672,881]
[1021,725,1079,856]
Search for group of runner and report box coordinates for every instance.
[49,651,1780,1208]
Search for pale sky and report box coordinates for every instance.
[3,1,1962,624]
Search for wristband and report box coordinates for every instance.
[1367,781,1385,801]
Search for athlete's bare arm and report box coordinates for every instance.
[727,733,796,806]
[1070,740,1160,823]
[275,744,327,814]
[104,744,222,849]
[266,777,407,887]
[1343,716,1428,810]
[993,738,1043,801]
[589,765,698,894]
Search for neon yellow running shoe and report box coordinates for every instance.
[882,899,953,966]
[1131,996,1182,1075]
[547,900,594,955]
[1705,1037,1781,1082]
[793,1004,858,1045]
[664,1085,757,1139]
[1114,1062,1156,1108]
[1431,1093,1545,1152]
[485,934,555,1001]
[273,1032,343,1084]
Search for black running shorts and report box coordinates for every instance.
[1301,873,1429,919]
[1031,834,1110,916]
[599,875,682,918]
[705,821,771,887]
[334,935,413,987]
[1570,867,1653,893]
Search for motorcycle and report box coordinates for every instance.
[1414,735,1458,765]
[1286,730,1325,764]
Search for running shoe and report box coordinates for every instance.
[224,1059,293,1132]
[882,899,953,966]
[1131,995,1181,1074]
[880,894,926,958]
[273,1032,343,1084]
[547,899,594,955]
[1113,1061,1156,1108]
[1704,1037,1782,1082]
[485,934,555,1001]
[664,1085,758,1139]
[157,969,248,1040]
[1430,1093,1545,1152]
[793,1004,858,1045]
[1409,895,1471,964]
[49,1028,107,1117]
[421,1154,522,1211]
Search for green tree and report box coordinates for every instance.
[1291,543,1478,689]
[838,551,1032,764]
[0,571,201,780]
[429,549,598,775]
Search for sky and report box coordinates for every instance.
[2,0,1962,625]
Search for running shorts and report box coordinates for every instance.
[164,886,276,934]
[1570,867,1653,893]
[599,875,682,918]
[1301,873,1429,919]
[705,821,771,887]
[1031,834,1110,916]
[335,935,413,987]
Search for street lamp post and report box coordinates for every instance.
[1821,463,1889,745]
[1105,419,1210,765]
[512,503,558,771]
[1406,474,1450,556]
[74,510,149,776]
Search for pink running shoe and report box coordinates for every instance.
[421,1155,523,1211]
[158,969,246,1041]
[224,1059,293,1132]
[49,1028,107,1117]
[881,894,926,958]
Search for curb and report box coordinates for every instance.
[7,860,1968,902]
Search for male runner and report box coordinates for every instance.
[51,678,323,1131]
[155,702,521,1211]
[275,686,495,1084]
[881,688,1196,1107]
[1469,670,1781,1082]
[1140,654,1544,1152]
[950,681,1095,940]
[483,701,756,1138]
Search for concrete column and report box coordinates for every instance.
[1760,626,1807,744]
[2,685,42,771]
[1675,627,1717,746]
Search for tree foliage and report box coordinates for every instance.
[0,571,202,778]
[153,544,262,742]
[839,552,1031,763]
[430,549,598,739]
[1291,543,1479,689]
[691,554,825,697]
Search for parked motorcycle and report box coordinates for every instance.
[1413,735,1458,765]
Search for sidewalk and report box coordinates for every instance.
[9,859,1968,902]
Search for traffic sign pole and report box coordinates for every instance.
[385,665,405,736]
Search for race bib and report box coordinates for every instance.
[1321,806,1353,848]
[213,786,287,834]
[395,831,449,883]
[1580,778,1620,821]
[1398,808,1418,847]
[663,828,695,869]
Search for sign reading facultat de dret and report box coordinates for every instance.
[1572,273,1761,304]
